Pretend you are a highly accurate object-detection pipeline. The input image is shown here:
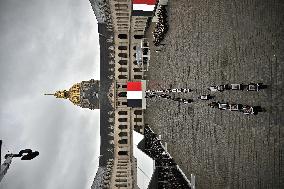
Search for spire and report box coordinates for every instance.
[45,90,70,98]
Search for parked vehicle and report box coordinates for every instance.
[229,104,242,111]
[208,84,230,92]
[241,105,255,115]
[208,102,219,108]
[198,95,214,100]
[247,83,267,91]
[230,84,245,90]
[218,102,229,110]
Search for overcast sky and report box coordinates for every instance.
[0,0,100,189]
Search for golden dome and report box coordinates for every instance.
[68,83,81,104]
[45,83,81,105]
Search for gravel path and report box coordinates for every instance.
[144,0,284,188]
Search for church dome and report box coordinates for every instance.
[45,79,100,109]
[68,83,81,105]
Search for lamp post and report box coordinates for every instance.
[0,146,39,183]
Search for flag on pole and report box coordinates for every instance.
[132,0,156,17]
[127,81,147,108]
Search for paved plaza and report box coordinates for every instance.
[144,0,284,188]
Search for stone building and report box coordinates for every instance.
[89,0,155,188]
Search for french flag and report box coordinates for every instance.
[127,81,146,109]
[132,0,157,17]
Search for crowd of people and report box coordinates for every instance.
[146,92,193,104]
[153,5,169,46]
[142,126,191,189]
[208,102,264,115]
[146,83,267,116]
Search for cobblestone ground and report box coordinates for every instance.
[144,0,284,188]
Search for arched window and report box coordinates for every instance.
[118,17,129,20]
[116,12,129,16]
[119,132,127,137]
[115,183,127,187]
[118,34,127,39]
[118,92,127,97]
[117,20,128,23]
[133,46,136,50]
[119,125,127,130]
[118,139,128,145]
[115,178,127,182]
[118,67,127,72]
[118,23,128,26]
[133,60,137,65]
[115,4,128,9]
[118,53,128,58]
[119,60,127,65]
[134,110,142,115]
[118,111,127,115]
[118,118,127,122]
[133,68,141,72]
[118,46,127,50]
[134,35,143,39]
[133,53,136,58]
[134,118,142,122]
[118,75,127,79]
[134,75,142,79]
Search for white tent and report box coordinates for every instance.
[133,131,154,189]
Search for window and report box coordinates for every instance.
[115,184,127,187]
[134,35,143,39]
[118,111,128,115]
[118,118,127,122]
[118,53,127,58]
[133,68,141,72]
[119,60,127,65]
[118,92,127,97]
[118,151,128,156]
[118,34,127,39]
[116,12,129,16]
[134,118,142,122]
[115,4,128,9]
[119,125,127,130]
[118,67,127,72]
[118,46,127,50]
[118,75,127,79]
[118,139,128,145]
[119,132,127,137]
[134,75,142,79]
[134,110,142,115]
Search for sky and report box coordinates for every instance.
[0,0,101,189]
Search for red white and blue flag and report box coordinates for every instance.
[127,81,146,109]
[132,0,156,17]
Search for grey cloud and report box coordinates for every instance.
[0,0,100,189]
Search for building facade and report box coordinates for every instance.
[108,1,152,188]
[88,0,155,188]
[86,0,154,189]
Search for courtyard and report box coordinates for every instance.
[144,0,284,188]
